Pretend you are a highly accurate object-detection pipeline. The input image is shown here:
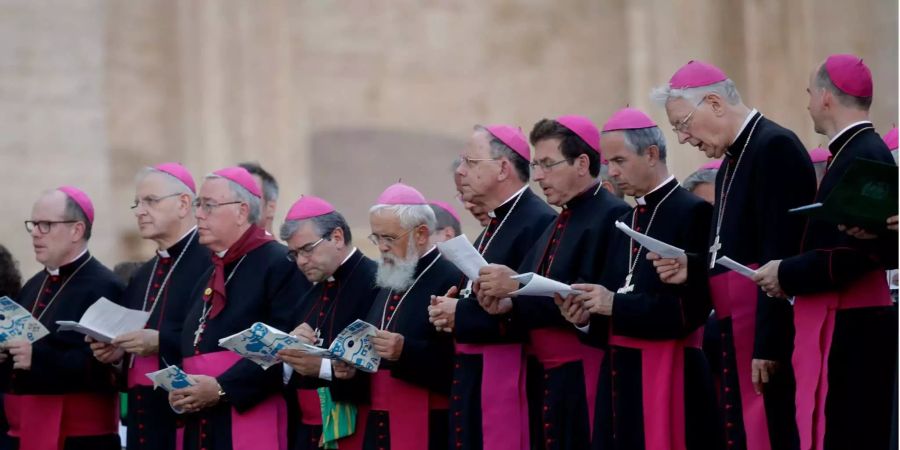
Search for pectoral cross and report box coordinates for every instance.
[709,235,722,269]
[314,328,324,346]
[617,273,634,294]
[193,323,205,347]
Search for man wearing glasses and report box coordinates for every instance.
[276,195,378,450]
[5,186,124,450]
[475,116,629,450]
[649,60,815,450]
[89,163,211,450]
[168,166,309,450]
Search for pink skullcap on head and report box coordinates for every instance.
[808,147,831,163]
[556,115,600,154]
[882,127,898,151]
[57,186,94,224]
[700,159,722,170]
[376,182,427,205]
[602,108,657,132]
[429,200,461,223]
[285,195,335,221]
[484,125,531,162]
[669,60,728,89]
[153,162,196,193]
[824,54,873,98]
[212,166,262,198]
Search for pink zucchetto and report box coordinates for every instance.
[808,147,831,164]
[602,108,657,132]
[669,60,728,89]
[556,115,600,154]
[429,200,461,223]
[376,182,427,205]
[824,54,873,98]
[882,127,898,151]
[154,162,196,194]
[484,125,531,162]
[57,186,94,224]
[285,196,335,221]
[213,166,262,198]
[700,160,722,170]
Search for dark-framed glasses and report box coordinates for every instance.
[25,220,77,234]
[286,237,326,262]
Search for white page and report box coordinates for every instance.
[0,296,49,344]
[218,322,307,369]
[614,221,686,259]
[56,297,150,343]
[327,319,380,373]
[145,365,197,414]
[510,273,582,298]
[436,234,488,281]
[715,256,758,278]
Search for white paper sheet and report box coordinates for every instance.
[614,221,686,259]
[715,256,758,279]
[218,322,307,369]
[0,296,49,344]
[145,365,196,414]
[55,297,150,343]
[509,273,582,298]
[436,234,488,281]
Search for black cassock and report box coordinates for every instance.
[4,251,124,450]
[584,178,723,450]
[778,122,898,450]
[178,241,311,450]
[505,184,629,450]
[449,186,557,450]
[285,249,379,450]
[119,229,211,450]
[706,111,815,450]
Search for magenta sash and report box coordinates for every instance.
[181,351,288,450]
[609,328,703,450]
[128,355,160,388]
[296,388,323,426]
[455,342,530,450]
[709,266,771,450]
[793,270,891,450]
[4,392,118,450]
[370,369,448,450]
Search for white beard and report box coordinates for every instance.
[375,243,420,291]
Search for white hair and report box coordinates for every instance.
[135,167,196,201]
[374,238,420,291]
[368,204,436,233]
[650,79,743,107]
[204,174,262,224]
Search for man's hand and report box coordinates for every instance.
[169,375,222,413]
[837,224,879,240]
[572,284,614,316]
[277,349,323,377]
[476,265,520,299]
[89,337,125,364]
[332,360,357,380]
[428,286,459,333]
[371,330,404,361]
[478,295,513,315]
[6,340,32,370]
[647,252,688,284]
[753,260,785,298]
[888,215,898,231]
[290,323,318,345]
[751,359,780,394]
[112,329,159,357]
[554,293,589,327]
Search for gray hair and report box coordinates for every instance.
[815,63,872,110]
[650,79,743,107]
[612,126,668,161]
[429,204,461,236]
[473,125,530,183]
[682,168,718,193]
[62,195,92,241]
[204,174,262,224]
[369,204,436,232]
[279,211,353,244]
[238,162,279,203]
[135,167,196,201]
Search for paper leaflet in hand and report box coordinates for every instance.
[614,221,685,258]
[145,365,196,414]
[0,296,49,344]
[321,319,380,373]
[715,256,758,279]
[55,297,150,343]
[436,234,488,281]
[218,322,307,369]
[509,273,582,298]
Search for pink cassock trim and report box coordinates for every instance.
[370,369,448,450]
[128,355,159,388]
[4,392,118,450]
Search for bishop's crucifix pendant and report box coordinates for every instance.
[617,273,635,294]
[313,328,324,346]
[709,235,722,269]
[193,323,205,347]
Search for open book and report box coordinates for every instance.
[0,296,49,344]
[56,297,150,343]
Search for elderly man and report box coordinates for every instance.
[475,116,629,450]
[3,186,124,450]
[275,196,378,450]
[89,163,211,450]
[754,54,898,450]
[430,124,556,450]
[650,60,815,450]
[682,162,719,205]
[559,108,721,450]
[239,162,279,235]
[332,182,461,450]
[428,201,462,245]
[169,167,309,450]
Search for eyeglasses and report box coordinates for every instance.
[25,220,78,234]
[191,199,243,215]
[529,159,570,171]
[672,96,708,134]
[131,193,182,210]
[460,155,500,168]
[367,228,413,247]
[286,237,326,262]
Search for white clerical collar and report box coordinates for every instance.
[488,185,528,218]
[324,248,359,283]
[158,226,197,258]
[828,120,872,147]
[730,109,759,145]
[635,175,676,206]
[422,245,438,258]
[47,247,88,275]
[216,249,227,258]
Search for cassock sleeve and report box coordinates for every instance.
[778,233,896,295]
